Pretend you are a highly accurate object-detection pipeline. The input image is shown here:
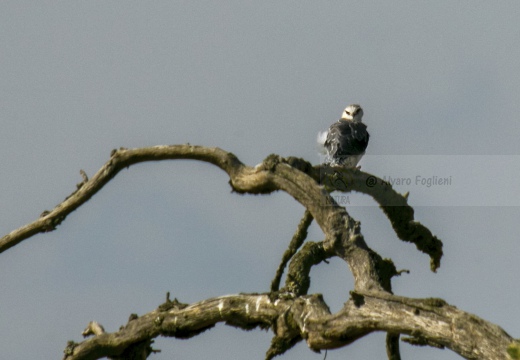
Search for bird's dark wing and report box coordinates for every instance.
[325,120,369,157]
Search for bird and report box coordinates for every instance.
[317,104,369,168]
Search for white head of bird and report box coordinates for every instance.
[341,104,364,122]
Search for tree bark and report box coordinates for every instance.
[0,145,516,360]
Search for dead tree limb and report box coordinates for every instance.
[63,292,515,360]
[271,209,313,292]
[0,145,515,359]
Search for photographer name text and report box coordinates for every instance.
[382,175,452,187]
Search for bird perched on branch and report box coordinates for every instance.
[317,104,369,168]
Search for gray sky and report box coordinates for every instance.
[1,2,519,359]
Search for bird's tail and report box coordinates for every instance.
[317,131,329,155]
[317,130,328,146]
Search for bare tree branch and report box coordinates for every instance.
[1,145,244,253]
[305,164,443,272]
[0,147,390,292]
[3,145,514,359]
[386,333,401,360]
[62,292,516,360]
[271,210,313,292]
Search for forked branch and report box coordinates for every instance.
[1,145,513,360]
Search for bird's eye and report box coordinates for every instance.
[345,111,351,115]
